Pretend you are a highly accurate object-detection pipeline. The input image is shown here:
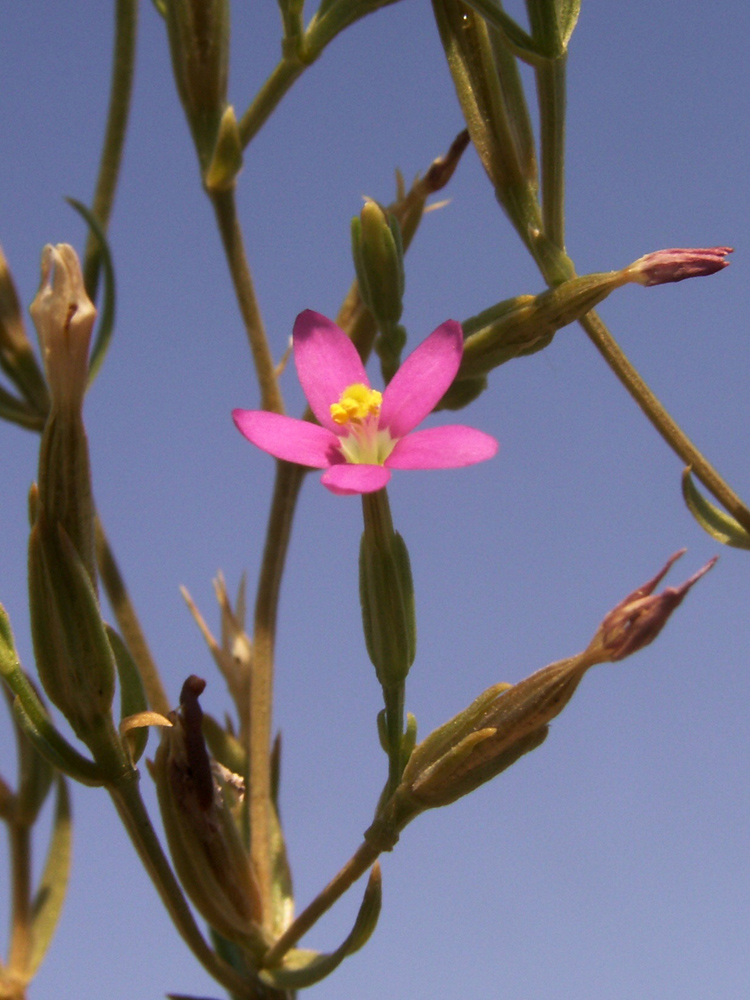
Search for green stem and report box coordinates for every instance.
[108,774,250,996]
[262,840,380,969]
[238,57,307,150]
[7,824,31,979]
[82,0,139,302]
[94,516,170,716]
[535,54,567,252]
[579,310,750,534]
[382,685,405,799]
[209,189,283,416]
[249,460,305,929]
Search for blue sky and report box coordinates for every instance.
[1,2,750,998]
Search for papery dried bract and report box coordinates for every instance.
[150,677,267,957]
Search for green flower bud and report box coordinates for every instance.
[28,502,120,765]
[456,270,628,381]
[351,200,405,329]
[30,245,97,584]
[150,677,268,958]
[359,492,416,690]
[165,0,231,170]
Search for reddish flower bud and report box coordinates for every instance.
[587,550,717,662]
[627,247,733,286]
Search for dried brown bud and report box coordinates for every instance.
[586,550,717,662]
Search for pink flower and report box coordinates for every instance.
[233,310,498,496]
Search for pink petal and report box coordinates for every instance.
[321,463,392,495]
[379,320,464,438]
[293,311,370,431]
[385,425,498,469]
[233,409,340,468]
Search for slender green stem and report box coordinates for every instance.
[7,824,31,979]
[209,189,283,416]
[535,55,567,252]
[95,516,170,716]
[580,310,750,534]
[238,57,307,150]
[249,461,305,929]
[262,840,380,969]
[382,685,405,799]
[108,774,251,996]
[82,0,139,302]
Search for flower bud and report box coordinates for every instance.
[359,493,416,691]
[150,677,268,957]
[625,247,732,287]
[165,0,230,170]
[351,200,405,329]
[28,502,119,762]
[453,270,628,383]
[585,550,716,663]
[30,245,97,583]
[377,553,715,817]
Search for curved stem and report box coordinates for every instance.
[580,310,750,534]
[82,0,139,302]
[95,516,170,716]
[109,773,251,996]
[238,57,307,150]
[262,840,380,968]
[209,189,283,416]
[249,461,305,928]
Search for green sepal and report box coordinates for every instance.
[411,725,549,807]
[0,602,105,786]
[269,795,295,939]
[28,775,72,977]
[401,682,511,787]
[525,0,580,57]
[359,527,416,689]
[260,864,382,990]
[401,712,418,769]
[202,713,247,776]
[453,0,544,63]
[65,198,117,387]
[28,515,118,753]
[7,687,55,827]
[436,375,488,412]
[681,469,750,549]
[107,625,149,763]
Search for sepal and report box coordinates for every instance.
[260,864,381,989]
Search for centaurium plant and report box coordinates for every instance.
[0,3,747,1000]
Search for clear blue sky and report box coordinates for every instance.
[1,2,749,998]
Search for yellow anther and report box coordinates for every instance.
[330,383,382,426]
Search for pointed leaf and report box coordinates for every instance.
[107,624,150,762]
[261,864,382,990]
[681,469,750,549]
[65,197,116,387]
[28,775,72,976]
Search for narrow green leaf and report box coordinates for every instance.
[28,775,72,976]
[107,625,150,762]
[65,197,117,386]
[0,383,44,431]
[0,602,104,785]
[260,864,382,990]
[681,469,750,549]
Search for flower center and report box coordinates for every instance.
[330,383,395,465]
[330,383,382,425]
